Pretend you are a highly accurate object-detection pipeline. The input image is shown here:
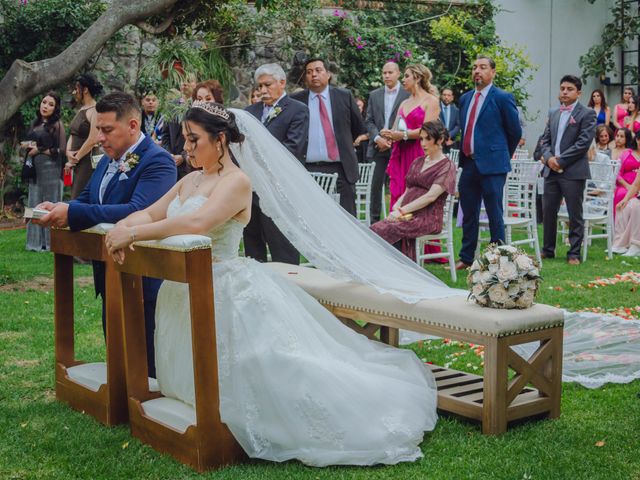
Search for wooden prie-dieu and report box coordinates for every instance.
[50,226,128,426]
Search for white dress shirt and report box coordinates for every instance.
[554,101,577,157]
[306,86,337,163]
[441,102,451,128]
[99,132,145,204]
[464,83,493,155]
[383,82,400,129]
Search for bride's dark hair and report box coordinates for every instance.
[184,102,245,174]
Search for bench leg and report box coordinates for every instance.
[380,326,399,347]
[482,337,508,434]
[546,328,563,419]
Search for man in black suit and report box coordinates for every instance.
[365,62,409,222]
[244,63,309,264]
[439,87,460,152]
[540,74,596,264]
[291,58,365,216]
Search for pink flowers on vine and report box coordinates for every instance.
[333,9,347,19]
[348,36,367,50]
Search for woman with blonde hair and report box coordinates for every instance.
[380,63,440,208]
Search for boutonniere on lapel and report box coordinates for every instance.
[265,106,282,124]
[118,152,139,180]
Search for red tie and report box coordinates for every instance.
[318,95,339,161]
[462,91,482,157]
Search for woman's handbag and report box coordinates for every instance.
[21,153,36,183]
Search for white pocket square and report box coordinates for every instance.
[119,172,128,181]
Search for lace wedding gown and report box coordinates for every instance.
[154,194,438,467]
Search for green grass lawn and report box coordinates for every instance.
[1,227,639,479]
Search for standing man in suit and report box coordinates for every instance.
[456,55,522,270]
[244,63,309,264]
[540,75,596,264]
[291,58,366,216]
[36,92,177,377]
[365,62,409,222]
[439,87,460,152]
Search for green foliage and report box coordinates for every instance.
[579,0,640,84]
[0,0,105,77]
[227,0,536,108]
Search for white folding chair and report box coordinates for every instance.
[415,168,462,282]
[448,148,460,167]
[356,163,375,225]
[309,172,340,204]
[558,159,620,261]
[479,160,542,265]
[513,148,530,161]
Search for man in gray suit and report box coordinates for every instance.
[540,75,596,264]
[439,87,460,152]
[364,62,409,222]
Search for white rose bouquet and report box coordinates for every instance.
[467,244,541,309]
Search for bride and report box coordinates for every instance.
[105,101,438,467]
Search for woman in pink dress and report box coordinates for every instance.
[614,131,640,214]
[623,95,640,134]
[380,64,440,209]
[613,86,634,130]
[371,121,456,261]
[613,171,640,257]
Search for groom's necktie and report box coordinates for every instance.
[99,159,120,204]
[317,95,339,161]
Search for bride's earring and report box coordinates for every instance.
[217,141,223,156]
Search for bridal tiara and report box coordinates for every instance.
[191,100,230,120]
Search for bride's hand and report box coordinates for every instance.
[111,248,126,265]
[105,226,136,255]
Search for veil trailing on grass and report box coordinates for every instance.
[229,108,640,389]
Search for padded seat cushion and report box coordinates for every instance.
[66,362,159,392]
[142,397,196,434]
[267,263,564,337]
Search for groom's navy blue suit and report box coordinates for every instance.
[68,135,176,377]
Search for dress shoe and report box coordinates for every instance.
[623,244,640,257]
[567,257,581,265]
[454,260,471,271]
[540,252,555,259]
[612,246,628,255]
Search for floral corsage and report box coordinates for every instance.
[467,244,541,309]
[119,152,140,173]
[265,106,282,123]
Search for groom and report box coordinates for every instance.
[37,91,176,377]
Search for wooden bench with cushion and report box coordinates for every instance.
[50,226,130,426]
[113,234,245,472]
[266,263,564,435]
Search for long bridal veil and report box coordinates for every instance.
[229,109,465,303]
[229,108,640,389]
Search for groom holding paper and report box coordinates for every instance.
[36,92,176,376]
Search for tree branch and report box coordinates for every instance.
[135,14,176,35]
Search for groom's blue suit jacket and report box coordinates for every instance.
[68,135,176,299]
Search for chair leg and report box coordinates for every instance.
[582,221,588,263]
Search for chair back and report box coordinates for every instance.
[505,161,538,222]
[357,162,375,188]
[448,148,460,167]
[513,148,530,161]
[355,163,375,224]
[586,159,621,216]
[310,172,339,203]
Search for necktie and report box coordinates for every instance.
[462,92,482,157]
[317,95,339,161]
[99,160,119,203]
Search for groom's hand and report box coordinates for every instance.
[33,202,69,228]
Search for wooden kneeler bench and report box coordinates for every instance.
[50,226,128,426]
[113,235,245,472]
[267,263,564,435]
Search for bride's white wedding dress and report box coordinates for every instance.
[154,194,438,467]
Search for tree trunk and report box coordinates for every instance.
[0,0,178,134]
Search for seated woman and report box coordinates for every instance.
[613,171,640,257]
[614,130,640,212]
[371,120,456,261]
[611,127,633,161]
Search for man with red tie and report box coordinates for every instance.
[456,55,522,270]
[292,58,366,216]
